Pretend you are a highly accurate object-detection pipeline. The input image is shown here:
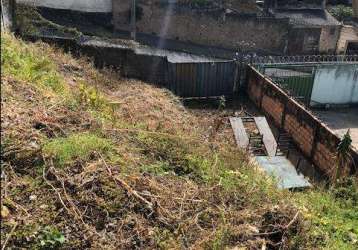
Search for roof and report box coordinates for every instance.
[273,9,340,27]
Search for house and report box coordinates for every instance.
[336,0,358,54]
[17,0,344,56]
[112,0,341,55]
[266,0,341,54]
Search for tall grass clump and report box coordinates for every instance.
[43,133,114,167]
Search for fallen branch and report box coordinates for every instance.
[42,164,73,219]
[42,157,103,239]
[253,211,300,237]
[284,211,300,230]
[137,192,205,203]
[99,153,154,211]
[2,222,18,250]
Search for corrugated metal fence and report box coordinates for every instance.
[167,61,236,98]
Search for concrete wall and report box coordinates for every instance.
[1,0,15,31]
[353,0,358,18]
[275,0,325,9]
[288,26,339,55]
[113,1,290,54]
[311,64,358,106]
[17,0,112,12]
[336,25,358,54]
[288,28,321,54]
[246,66,357,178]
[319,26,341,54]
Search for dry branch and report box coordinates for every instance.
[99,153,154,211]
[1,222,18,250]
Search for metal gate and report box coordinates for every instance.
[260,65,315,106]
[274,75,314,106]
[167,61,236,98]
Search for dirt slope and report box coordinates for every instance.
[2,32,357,250]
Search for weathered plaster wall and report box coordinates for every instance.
[336,25,358,54]
[246,65,358,178]
[113,1,290,54]
[353,0,358,18]
[319,26,341,54]
[288,27,321,54]
[311,64,358,106]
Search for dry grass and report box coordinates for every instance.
[1,33,307,249]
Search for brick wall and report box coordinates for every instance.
[246,66,357,178]
[262,95,284,126]
[284,114,314,155]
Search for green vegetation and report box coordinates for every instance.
[37,226,66,249]
[1,32,67,96]
[293,178,358,249]
[16,4,81,38]
[328,5,354,21]
[43,133,113,167]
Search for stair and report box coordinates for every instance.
[275,132,294,157]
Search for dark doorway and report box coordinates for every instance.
[346,41,358,55]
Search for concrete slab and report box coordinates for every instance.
[314,108,358,151]
[230,117,249,149]
[254,117,277,157]
[255,156,312,189]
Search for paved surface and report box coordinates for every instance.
[315,108,358,150]
[230,117,249,149]
[254,117,278,157]
[255,156,312,189]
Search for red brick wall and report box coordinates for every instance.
[262,95,284,126]
[284,114,314,156]
[247,77,262,106]
[246,66,357,179]
[313,142,337,176]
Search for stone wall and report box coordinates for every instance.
[246,65,358,179]
[113,1,290,54]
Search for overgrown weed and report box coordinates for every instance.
[1,32,68,97]
[42,133,113,167]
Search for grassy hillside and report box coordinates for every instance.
[1,32,357,249]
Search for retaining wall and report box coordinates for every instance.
[17,0,112,13]
[246,65,358,178]
[113,1,290,54]
[24,35,168,86]
[23,35,235,98]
